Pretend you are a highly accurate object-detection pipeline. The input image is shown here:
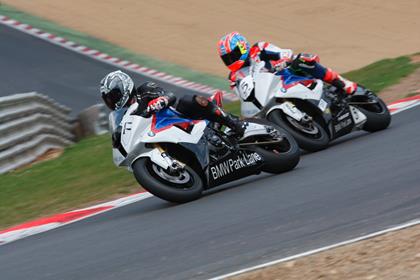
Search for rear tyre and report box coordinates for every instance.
[243,118,300,174]
[132,158,203,203]
[267,109,329,152]
[356,98,391,132]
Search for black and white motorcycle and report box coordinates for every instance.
[110,92,300,203]
[234,61,391,151]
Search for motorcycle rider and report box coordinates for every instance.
[100,70,245,150]
[217,31,358,95]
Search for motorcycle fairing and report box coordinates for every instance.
[141,109,208,145]
[151,108,204,133]
[207,149,264,187]
[275,68,316,89]
[330,107,355,138]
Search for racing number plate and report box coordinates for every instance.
[238,76,254,101]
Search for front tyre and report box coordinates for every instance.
[356,98,391,132]
[132,158,204,203]
[243,118,300,174]
[267,109,329,152]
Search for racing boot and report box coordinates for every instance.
[324,68,357,95]
[218,112,245,138]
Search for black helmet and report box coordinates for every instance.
[100,70,134,110]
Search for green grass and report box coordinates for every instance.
[343,55,420,93]
[405,92,420,98]
[224,101,241,116]
[0,135,139,229]
[0,4,230,92]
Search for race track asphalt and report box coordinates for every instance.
[0,104,419,279]
[0,24,202,115]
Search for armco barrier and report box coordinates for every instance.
[0,92,74,174]
[76,104,109,138]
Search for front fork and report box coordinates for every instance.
[155,144,185,175]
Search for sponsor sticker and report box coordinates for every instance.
[210,152,262,180]
[318,99,328,112]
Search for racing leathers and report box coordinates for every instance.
[111,82,244,151]
[228,42,357,95]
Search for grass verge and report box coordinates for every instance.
[0,135,139,229]
[0,4,230,91]
[344,55,420,93]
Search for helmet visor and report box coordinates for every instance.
[220,46,243,67]
[102,88,123,110]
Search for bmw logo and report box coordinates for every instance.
[148,131,155,137]
[280,88,287,93]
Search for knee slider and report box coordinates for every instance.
[298,53,320,64]
[176,95,211,119]
[194,96,209,107]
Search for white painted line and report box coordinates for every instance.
[17,23,29,29]
[64,41,76,47]
[85,49,99,55]
[30,28,40,33]
[118,60,131,66]
[5,19,17,25]
[96,53,109,59]
[391,101,420,115]
[108,57,121,63]
[390,100,420,115]
[210,218,420,280]
[39,32,52,39]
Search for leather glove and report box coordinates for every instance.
[272,58,291,72]
[146,96,169,114]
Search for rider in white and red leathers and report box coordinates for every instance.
[218,32,357,95]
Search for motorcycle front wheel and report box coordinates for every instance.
[132,158,204,203]
[267,109,329,152]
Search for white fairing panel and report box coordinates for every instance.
[254,72,280,106]
[141,121,207,144]
[349,105,367,126]
[119,103,207,156]
[240,99,260,117]
[279,79,324,101]
[112,148,125,166]
[242,122,269,138]
[267,102,304,121]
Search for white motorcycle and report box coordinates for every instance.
[110,92,300,203]
[234,62,391,152]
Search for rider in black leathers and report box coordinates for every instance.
[100,71,244,150]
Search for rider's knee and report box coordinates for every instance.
[194,96,209,107]
[297,53,320,65]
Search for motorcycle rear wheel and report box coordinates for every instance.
[356,98,391,132]
[132,158,204,203]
